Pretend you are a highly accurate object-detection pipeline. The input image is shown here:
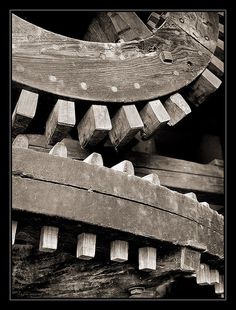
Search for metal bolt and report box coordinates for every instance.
[205,36,209,41]
[179,18,184,23]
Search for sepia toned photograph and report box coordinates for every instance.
[11,10,225,299]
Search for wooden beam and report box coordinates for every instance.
[49,142,67,158]
[12,221,18,245]
[83,152,103,166]
[111,160,134,175]
[139,100,170,139]
[207,54,224,78]
[186,68,222,106]
[76,233,96,260]
[39,226,59,252]
[12,134,29,149]
[45,99,76,145]
[139,247,156,271]
[209,269,220,284]
[196,264,211,285]
[214,274,224,295]
[77,105,112,148]
[109,105,143,148]
[12,89,38,137]
[164,93,191,126]
[12,13,216,103]
[12,148,224,258]
[110,240,128,262]
[215,39,224,62]
[142,173,160,185]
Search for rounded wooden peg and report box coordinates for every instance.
[12,134,29,149]
[142,173,160,185]
[111,160,134,175]
[83,152,103,166]
[49,142,67,157]
[184,192,198,201]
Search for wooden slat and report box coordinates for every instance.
[83,152,103,166]
[77,105,112,148]
[209,269,220,284]
[207,54,224,78]
[12,14,215,103]
[218,23,224,40]
[45,99,76,145]
[215,39,224,62]
[196,264,211,285]
[12,89,38,137]
[49,142,67,158]
[76,233,96,260]
[214,274,224,294]
[139,247,156,271]
[163,93,191,126]
[39,226,59,252]
[12,221,18,245]
[110,240,128,262]
[186,68,222,106]
[12,134,29,149]
[139,100,170,139]
[109,105,143,148]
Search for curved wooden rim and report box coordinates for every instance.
[12,148,223,259]
[12,12,218,103]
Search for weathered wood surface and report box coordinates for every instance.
[12,211,221,298]
[12,13,216,102]
[12,216,212,298]
[12,89,38,137]
[169,12,219,53]
[125,151,224,195]
[12,148,223,258]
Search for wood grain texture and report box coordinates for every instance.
[12,217,207,298]
[12,13,216,102]
[76,233,96,260]
[77,105,112,148]
[139,100,170,139]
[45,100,76,145]
[12,89,38,137]
[186,68,222,106]
[169,12,219,53]
[12,148,223,258]
[110,240,129,262]
[215,39,224,62]
[139,247,157,271]
[109,105,143,148]
[207,54,224,78]
[39,226,59,252]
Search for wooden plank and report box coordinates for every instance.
[109,105,143,148]
[139,247,156,271]
[12,221,18,245]
[12,134,29,149]
[163,93,191,126]
[142,173,160,185]
[12,148,224,236]
[39,226,59,252]
[186,68,222,106]
[12,14,215,103]
[207,54,224,78]
[170,12,219,53]
[196,263,211,285]
[45,99,75,145]
[209,269,220,284]
[215,39,224,62]
[77,105,112,148]
[139,100,170,139]
[49,142,67,158]
[12,89,38,137]
[110,240,128,262]
[76,233,96,260]
[218,23,224,40]
[83,152,103,166]
[111,160,134,175]
[214,274,224,294]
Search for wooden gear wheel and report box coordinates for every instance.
[12,11,225,299]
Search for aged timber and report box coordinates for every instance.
[12,13,217,102]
